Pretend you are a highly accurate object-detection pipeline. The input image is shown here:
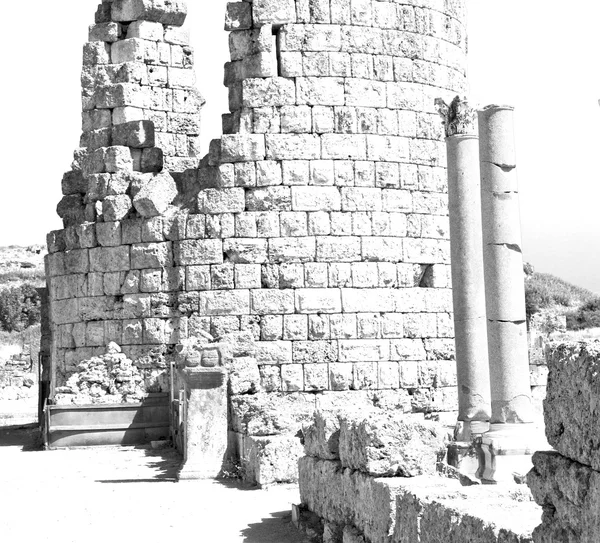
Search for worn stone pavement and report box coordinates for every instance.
[0,424,312,543]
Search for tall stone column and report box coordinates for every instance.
[437,97,491,444]
[476,105,535,483]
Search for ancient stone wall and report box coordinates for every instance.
[528,342,600,542]
[45,0,469,478]
[297,410,540,542]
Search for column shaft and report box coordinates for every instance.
[478,105,533,425]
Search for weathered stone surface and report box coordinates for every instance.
[239,434,304,487]
[132,172,177,217]
[303,410,342,461]
[227,357,260,395]
[230,392,315,436]
[299,457,538,543]
[112,120,155,148]
[112,0,188,26]
[528,451,600,543]
[543,342,600,470]
[338,411,448,476]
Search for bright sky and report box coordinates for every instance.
[1,1,598,294]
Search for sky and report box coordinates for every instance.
[1,1,598,294]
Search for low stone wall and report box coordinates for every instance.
[527,341,600,542]
[298,410,540,542]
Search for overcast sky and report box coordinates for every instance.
[1,1,598,294]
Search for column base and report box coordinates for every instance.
[177,461,222,481]
[448,420,489,480]
[475,423,547,484]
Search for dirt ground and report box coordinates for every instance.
[0,424,313,543]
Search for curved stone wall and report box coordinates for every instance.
[47,0,467,416]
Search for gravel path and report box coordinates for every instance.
[0,425,312,543]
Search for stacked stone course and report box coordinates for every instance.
[47,0,468,479]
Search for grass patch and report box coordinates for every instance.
[525,272,597,317]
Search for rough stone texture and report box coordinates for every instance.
[48,0,467,482]
[338,410,448,477]
[543,342,600,470]
[303,410,343,461]
[299,456,538,543]
[528,451,600,543]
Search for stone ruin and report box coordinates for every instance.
[38,1,600,541]
[46,0,468,484]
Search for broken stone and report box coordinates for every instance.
[104,146,133,173]
[338,410,448,476]
[132,171,177,217]
[303,410,342,461]
[102,194,133,222]
[56,195,86,226]
[111,0,188,26]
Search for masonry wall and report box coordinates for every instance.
[46,0,467,422]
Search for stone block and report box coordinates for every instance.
[239,434,304,487]
[175,239,223,266]
[220,135,266,163]
[528,450,600,543]
[89,22,121,42]
[230,392,315,436]
[255,341,293,365]
[316,237,361,262]
[295,289,342,314]
[197,188,245,214]
[112,0,187,26]
[198,290,250,315]
[131,241,173,269]
[112,120,155,148]
[242,78,296,108]
[251,289,295,315]
[95,83,146,109]
[252,0,296,24]
[228,357,260,395]
[337,411,447,476]
[104,146,133,173]
[224,239,268,264]
[303,410,341,460]
[544,342,600,470]
[132,171,177,217]
[297,77,345,106]
[266,134,321,160]
[269,237,316,263]
[246,187,292,212]
[83,41,111,65]
[291,187,341,212]
[102,194,133,222]
[89,246,130,273]
[126,20,163,40]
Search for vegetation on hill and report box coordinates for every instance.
[524,268,600,331]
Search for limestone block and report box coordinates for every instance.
[303,410,342,460]
[341,187,382,212]
[291,186,341,212]
[337,411,447,477]
[95,83,146,109]
[528,451,600,543]
[251,289,295,315]
[140,147,164,173]
[316,237,361,262]
[112,0,188,26]
[252,0,296,24]
[297,77,345,106]
[241,78,296,108]
[224,239,268,264]
[240,434,304,486]
[96,222,122,247]
[112,120,155,148]
[126,20,163,40]
[281,24,342,52]
[132,171,177,217]
[164,25,190,45]
[267,237,315,263]
[131,241,173,269]
[254,341,293,364]
[168,67,196,88]
[83,41,111,65]
[89,246,130,273]
[230,392,315,436]
[246,186,292,211]
[102,194,133,222]
[198,290,250,316]
[175,239,223,266]
[293,341,337,365]
[544,343,600,470]
[61,170,87,196]
[220,135,266,163]
[57,195,86,227]
[197,188,245,214]
[104,146,133,173]
[89,22,121,42]
[321,134,367,160]
[228,356,260,395]
[295,289,342,314]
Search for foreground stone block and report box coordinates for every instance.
[528,451,600,543]
[303,410,343,461]
[112,0,188,26]
[238,434,304,486]
[543,343,600,470]
[112,120,155,149]
[338,411,448,476]
[299,457,539,543]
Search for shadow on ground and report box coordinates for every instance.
[241,510,311,543]
[97,447,182,483]
[0,424,42,450]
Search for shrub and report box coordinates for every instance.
[0,283,42,332]
[566,298,600,331]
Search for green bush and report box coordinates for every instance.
[566,298,600,331]
[0,283,41,332]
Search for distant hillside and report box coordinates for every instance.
[0,245,45,290]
